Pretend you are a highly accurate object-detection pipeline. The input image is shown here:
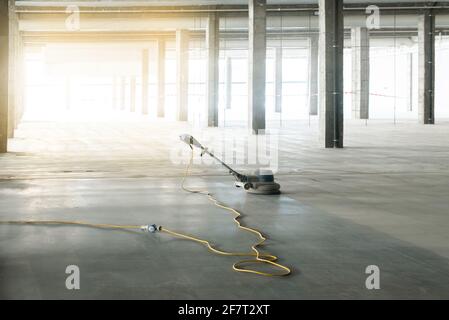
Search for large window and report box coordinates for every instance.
[218,45,310,127]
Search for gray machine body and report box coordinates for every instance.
[234,170,281,195]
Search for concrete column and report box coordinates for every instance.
[274,47,282,113]
[120,76,126,110]
[248,0,266,134]
[21,40,25,122]
[156,39,165,118]
[112,76,117,109]
[130,76,136,113]
[7,1,17,138]
[206,13,219,127]
[351,27,370,120]
[225,56,232,110]
[319,0,344,148]
[14,23,23,128]
[408,52,413,112]
[65,77,71,110]
[142,48,149,115]
[308,34,319,116]
[176,29,189,121]
[0,1,9,153]
[418,11,435,124]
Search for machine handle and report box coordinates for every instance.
[179,134,247,182]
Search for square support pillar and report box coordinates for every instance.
[176,30,189,122]
[206,13,219,127]
[156,39,165,118]
[274,47,282,113]
[248,0,266,134]
[141,48,149,115]
[65,77,71,110]
[351,27,370,120]
[7,0,17,139]
[225,56,232,110]
[408,52,413,112]
[319,0,344,148]
[130,76,136,113]
[18,35,24,126]
[0,1,9,153]
[120,76,126,111]
[418,11,435,125]
[308,34,319,116]
[112,76,117,110]
[13,14,21,129]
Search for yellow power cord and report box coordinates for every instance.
[0,220,143,230]
[159,148,291,277]
[0,149,291,277]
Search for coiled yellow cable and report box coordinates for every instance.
[161,148,291,277]
[0,149,291,277]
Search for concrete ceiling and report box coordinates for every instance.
[16,0,449,34]
[15,0,449,7]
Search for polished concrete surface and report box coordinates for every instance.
[1,118,449,299]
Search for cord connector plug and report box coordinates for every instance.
[141,224,159,233]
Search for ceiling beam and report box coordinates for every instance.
[14,2,449,14]
[22,27,449,45]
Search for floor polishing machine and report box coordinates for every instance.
[180,134,281,195]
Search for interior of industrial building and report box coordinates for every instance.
[1,0,449,299]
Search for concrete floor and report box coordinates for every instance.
[1,118,449,299]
